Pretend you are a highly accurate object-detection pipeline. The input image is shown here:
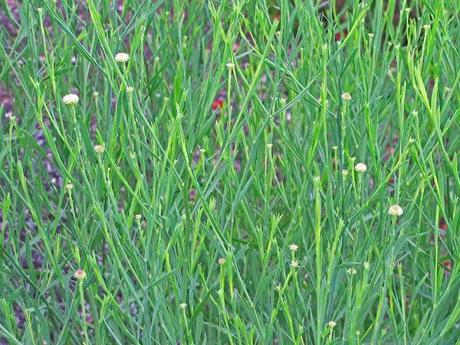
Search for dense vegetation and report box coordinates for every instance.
[1,1,459,344]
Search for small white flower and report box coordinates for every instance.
[342,169,349,177]
[218,257,226,265]
[341,92,352,101]
[94,144,105,154]
[289,243,299,252]
[388,204,403,217]
[62,94,79,105]
[126,86,134,93]
[226,62,235,69]
[290,260,299,268]
[179,303,187,309]
[328,320,337,328]
[65,183,74,192]
[364,262,370,270]
[347,268,357,275]
[115,52,129,63]
[135,214,142,221]
[74,269,86,280]
[354,163,367,173]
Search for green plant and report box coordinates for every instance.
[0,1,459,344]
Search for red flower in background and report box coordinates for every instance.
[443,260,451,270]
[439,217,448,240]
[212,99,224,110]
[335,29,348,42]
[442,260,452,278]
[439,217,448,231]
